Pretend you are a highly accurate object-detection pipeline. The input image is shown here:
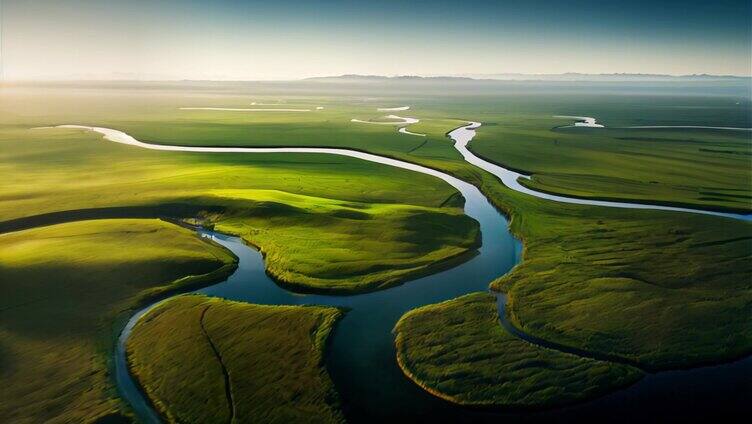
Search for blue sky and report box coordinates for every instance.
[2,0,751,80]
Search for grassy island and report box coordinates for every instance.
[126,295,344,423]
[394,292,643,408]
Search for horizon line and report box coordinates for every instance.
[2,72,752,84]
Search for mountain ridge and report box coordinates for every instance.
[305,73,751,82]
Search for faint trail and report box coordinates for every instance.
[495,295,645,369]
[407,139,429,154]
[350,115,419,125]
[199,306,236,424]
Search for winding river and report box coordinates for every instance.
[46,122,751,422]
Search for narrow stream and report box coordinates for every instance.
[69,122,748,422]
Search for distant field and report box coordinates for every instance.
[0,219,236,423]
[471,117,751,212]
[126,295,344,423]
[394,292,642,407]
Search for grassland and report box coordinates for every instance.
[445,95,752,368]
[2,82,750,413]
[485,181,752,369]
[211,189,478,292]
[126,295,344,423]
[0,219,237,423]
[9,84,741,368]
[394,292,643,408]
[0,98,479,292]
[471,117,751,213]
[348,91,752,370]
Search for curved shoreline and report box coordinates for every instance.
[114,259,239,424]
[51,124,471,196]
[469,146,752,215]
[554,115,604,128]
[46,124,750,221]
[555,115,752,131]
[31,121,751,420]
[377,106,410,111]
[212,221,482,296]
[452,123,750,221]
[398,127,426,137]
[350,115,420,126]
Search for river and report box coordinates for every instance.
[45,122,749,422]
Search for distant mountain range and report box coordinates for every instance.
[304,74,475,83]
[305,73,750,82]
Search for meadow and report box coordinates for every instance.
[0,219,237,423]
[0,95,479,293]
[471,118,751,213]
[1,81,750,416]
[0,86,479,422]
[126,295,344,423]
[486,182,752,369]
[394,292,642,408]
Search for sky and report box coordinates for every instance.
[1,0,751,80]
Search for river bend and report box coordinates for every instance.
[40,122,750,422]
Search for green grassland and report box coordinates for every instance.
[406,91,751,212]
[485,181,752,369]
[424,94,752,369]
[394,292,643,408]
[2,83,751,411]
[471,116,751,212]
[126,295,344,423]
[0,219,237,423]
[0,104,479,292]
[0,86,477,180]
[8,84,742,369]
[210,189,478,292]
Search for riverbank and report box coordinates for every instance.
[4,93,748,420]
[394,292,643,409]
[125,295,345,423]
[0,219,237,423]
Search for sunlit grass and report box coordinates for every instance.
[0,219,237,423]
[127,295,344,423]
[394,292,642,407]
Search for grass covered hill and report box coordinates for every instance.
[0,219,237,423]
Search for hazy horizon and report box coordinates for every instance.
[2,0,751,81]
